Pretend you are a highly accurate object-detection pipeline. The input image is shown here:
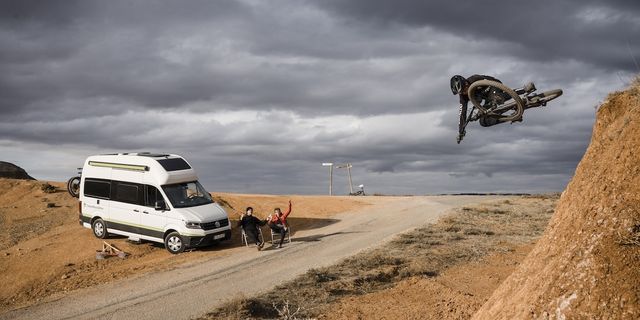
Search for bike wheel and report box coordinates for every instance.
[67,176,81,198]
[468,80,524,122]
[528,89,563,107]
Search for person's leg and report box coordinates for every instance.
[278,226,286,247]
[256,227,264,247]
[269,224,285,247]
[246,229,259,245]
[457,100,468,143]
[269,225,279,245]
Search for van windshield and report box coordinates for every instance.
[162,181,213,208]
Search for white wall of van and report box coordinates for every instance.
[78,153,231,254]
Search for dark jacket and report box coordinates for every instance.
[459,74,502,104]
[238,215,266,230]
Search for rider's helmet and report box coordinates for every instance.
[450,75,467,95]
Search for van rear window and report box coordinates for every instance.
[84,179,111,199]
[157,158,191,171]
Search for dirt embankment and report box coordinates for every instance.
[0,179,372,313]
[474,81,640,319]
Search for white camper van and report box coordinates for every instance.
[78,153,231,254]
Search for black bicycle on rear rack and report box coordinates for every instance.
[67,168,82,198]
[458,81,563,143]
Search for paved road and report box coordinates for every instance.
[2,196,497,320]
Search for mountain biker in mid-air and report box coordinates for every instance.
[450,74,563,144]
[451,74,506,143]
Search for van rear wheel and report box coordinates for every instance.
[164,232,185,254]
[92,218,108,239]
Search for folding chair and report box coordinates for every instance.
[241,226,264,247]
[270,224,292,245]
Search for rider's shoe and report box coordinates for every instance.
[456,130,466,144]
[524,82,536,93]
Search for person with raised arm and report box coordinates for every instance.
[266,200,292,248]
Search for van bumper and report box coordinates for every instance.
[185,229,232,247]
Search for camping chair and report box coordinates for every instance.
[270,224,292,245]
[241,226,264,247]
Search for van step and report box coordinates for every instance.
[127,237,142,244]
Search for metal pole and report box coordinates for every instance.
[322,163,334,196]
[330,165,334,196]
[347,164,354,194]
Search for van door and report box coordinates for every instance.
[140,185,167,241]
[108,180,145,236]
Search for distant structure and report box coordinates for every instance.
[321,163,334,195]
[322,162,363,196]
[335,163,354,194]
[0,161,35,180]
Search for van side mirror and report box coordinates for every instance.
[155,200,167,211]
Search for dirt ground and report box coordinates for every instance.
[207,195,558,319]
[0,178,373,313]
[329,244,533,320]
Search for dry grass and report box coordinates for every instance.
[202,196,557,319]
[39,182,57,194]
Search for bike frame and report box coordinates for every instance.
[458,82,556,139]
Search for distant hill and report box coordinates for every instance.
[0,162,35,180]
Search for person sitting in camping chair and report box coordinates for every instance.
[266,200,292,248]
[238,207,266,250]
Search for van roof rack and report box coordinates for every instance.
[137,152,171,158]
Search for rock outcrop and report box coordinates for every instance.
[0,162,35,180]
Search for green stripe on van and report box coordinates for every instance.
[88,161,149,172]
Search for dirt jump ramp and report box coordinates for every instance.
[473,81,640,319]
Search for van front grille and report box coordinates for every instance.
[201,219,229,230]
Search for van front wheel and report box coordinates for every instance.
[92,219,108,239]
[165,232,185,254]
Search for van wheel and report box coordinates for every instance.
[92,219,108,239]
[164,232,185,254]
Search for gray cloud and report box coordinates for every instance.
[317,0,640,71]
[0,0,637,194]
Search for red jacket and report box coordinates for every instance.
[268,202,291,225]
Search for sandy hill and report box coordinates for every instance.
[474,80,640,319]
[0,162,34,180]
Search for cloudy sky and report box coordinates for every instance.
[1,0,638,195]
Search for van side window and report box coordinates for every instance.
[84,179,111,199]
[113,182,140,205]
[145,185,162,207]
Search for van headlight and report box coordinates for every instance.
[185,221,202,229]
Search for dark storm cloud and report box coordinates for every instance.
[0,0,635,194]
[317,0,640,72]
